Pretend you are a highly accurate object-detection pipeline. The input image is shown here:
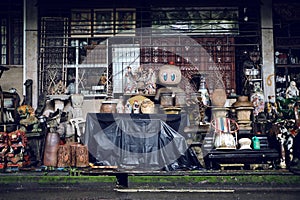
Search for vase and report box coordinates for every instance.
[71,94,84,108]
[234,96,254,130]
[210,88,227,107]
[43,132,60,167]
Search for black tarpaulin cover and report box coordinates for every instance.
[82,113,202,171]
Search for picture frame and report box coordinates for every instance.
[71,9,92,37]
[116,9,136,35]
[93,9,114,36]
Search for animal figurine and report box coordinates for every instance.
[17,105,40,132]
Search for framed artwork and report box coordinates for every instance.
[71,9,92,37]
[93,9,114,36]
[116,9,136,35]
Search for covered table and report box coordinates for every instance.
[82,113,201,171]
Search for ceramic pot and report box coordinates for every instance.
[74,144,89,167]
[239,138,252,149]
[100,100,117,113]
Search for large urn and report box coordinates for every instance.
[43,132,60,167]
[210,88,228,119]
[234,96,254,131]
[210,88,227,107]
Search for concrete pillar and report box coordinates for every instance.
[261,0,276,99]
[24,0,38,109]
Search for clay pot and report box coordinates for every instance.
[210,88,227,107]
[43,132,60,167]
[100,100,118,113]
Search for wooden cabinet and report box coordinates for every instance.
[0,91,19,125]
[274,33,300,97]
[274,47,300,97]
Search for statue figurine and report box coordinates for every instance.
[124,66,137,94]
[265,95,278,122]
[286,81,299,99]
[17,105,40,132]
[154,64,185,107]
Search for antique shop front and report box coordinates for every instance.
[0,0,299,176]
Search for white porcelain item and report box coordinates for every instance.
[239,138,252,150]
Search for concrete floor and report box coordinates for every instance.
[1,188,300,200]
[1,169,300,200]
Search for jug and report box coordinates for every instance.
[252,136,260,150]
